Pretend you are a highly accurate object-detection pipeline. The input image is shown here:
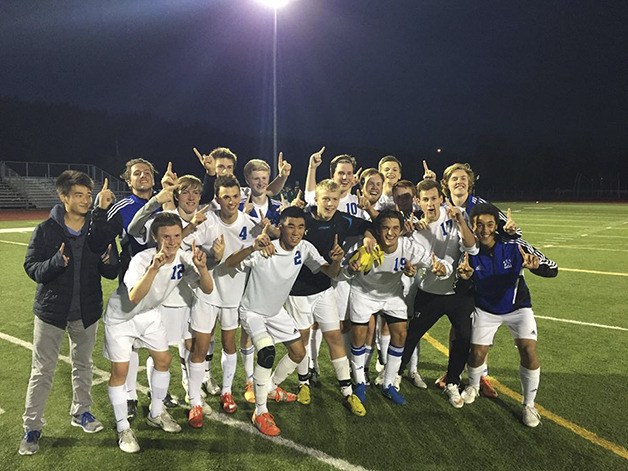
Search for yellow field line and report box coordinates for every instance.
[423,333,628,461]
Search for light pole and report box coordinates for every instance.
[260,0,289,177]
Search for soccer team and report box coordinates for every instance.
[19,147,558,455]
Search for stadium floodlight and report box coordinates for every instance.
[259,0,290,9]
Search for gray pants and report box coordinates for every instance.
[22,316,98,431]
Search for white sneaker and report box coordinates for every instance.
[461,385,479,404]
[444,383,464,408]
[374,370,385,386]
[409,370,428,389]
[522,405,541,428]
[374,359,385,374]
[203,377,221,396]
[201,400,213,417]
[146,410,181,433]
[118,428,140,453]
[393,374,402,391]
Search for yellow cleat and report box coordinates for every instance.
[244,381,256,404]
[343,394,366,417]
[297,384,311,405]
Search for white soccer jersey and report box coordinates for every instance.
[184,210,259,307]
[349,237,452,301]
[104,248,200,325]
[375,193,395,211]
[239,239,327,316]
[304,191,361,218]
[411,207,478,295]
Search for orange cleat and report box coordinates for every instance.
[252,412,280,436]
[220,393,238,414]
[267,386,297,403]
[480,376,498,398]
[244,382,256,404]
[188,405,204,429]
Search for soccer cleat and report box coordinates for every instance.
[480,376,498,398]
[309,368,321,387]
[343,394,366,417]
[382,385,407,405]
[203,377,221,396]
[201,400,213,417]
[393,374,402,391]
[434,372,447,390]
[374,358,385,373]
[188,405,204,428]
[18,430,41,456]
[163,392,179,408]
[244,381,256,404]
[461,385,479,404]
[444,383,464,409]
[220,393,238,414]
[71,411,104,433]
[409,370,428,389]
[146,410,181,433]
[117,428,140,453]
[252,412,281,436]
[268,386,297,403]
[364,368,371,386]
[297,384,311,405]
[522,405,541,428]
[374,370,385,387]
[354,382,367,404]
[127,399,138,421]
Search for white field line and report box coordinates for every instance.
[0,330,372,471]
[559,267,628,277]
[0,407,5,415]
[536,316,627,332]
[542,245,628,253]
[0,227,36,233]
[0,239,28,246]
[524,231,628,239]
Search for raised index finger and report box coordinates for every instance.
[507,208,512,220]
[278,152,283,166]
[333,234,338,247]
[193,147,203,161]
[102,178,109,191]
[423,160,430,172]
[318,146,325,155]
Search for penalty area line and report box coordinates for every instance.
[535,315,627,331]
[422,333,628,461]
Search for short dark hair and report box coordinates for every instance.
[150,212,183,240]
[469,203,500,225]
[378,155,402,171]
[279,206,306,225]
[392,179,417,197]
[330,154,357,176]
[56,170,94,196]
[416,178,442,197]
[214,174,241,194]
[209,147,237,164]
[373,209,404,234]
[120,158,156,182]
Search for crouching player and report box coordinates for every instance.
[226,206,343,436]
[347,209,452,405]
[458,203,544,427]
[104,213,213,452]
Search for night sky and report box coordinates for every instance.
[1,0,627,169]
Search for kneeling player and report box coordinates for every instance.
[104,213,213,452]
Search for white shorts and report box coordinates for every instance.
[349,290,408,324]
[218,306,239,331]
[190,298,219,334]
[104,310,169,362]
[239,307,300,346]
[160,305,192,345]
[285,288,340,332]
[471,307,538,345]
[332,279,351,321]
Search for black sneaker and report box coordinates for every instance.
[163,393,179,408]
[127,399,138,421]
[309,368,321,387]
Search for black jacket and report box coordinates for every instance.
[23,204,119,329]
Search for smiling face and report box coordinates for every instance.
[379,161,401,186]
[216,185,241,221]
[279,216,306,250]
[154,224,182,261]
[376,217,402,253]
[314,188,340,221]
[127,163,154,196]
[392,186,415,214]
[473,213,497,248]
[177,184,202,215]
[447,169,471,200]
[363,174,384,203]
[215,157,235,176]
[332,162,354,195]
[246,169,270,197]
[418,187,443,223]
[61,184,92,217]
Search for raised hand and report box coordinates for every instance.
[192,239,208,269]
[155,186,175,205]
[403,261,417,277]
[309,146,325,169]
[357,189,371,210]
[431,253,447,276]
[503,208,518,235]
[58,242,70,267]
[351,167,363,188]
[210,234,225,262]
[96,178,115,210]
[279,193,289,212]
[446,198,465,225]
[329,234,344,262]
[291,190,306,209]
[243,191,254,215]
[457,252,474,280]
[161,161,178,189]
[257,209,272,228]
[423,160,436,180]
[253,223,272,251]
[101,244,113,264]
[278,152,292,177]
[194,147,216,175]
[150,249,167,270]
[519,245,540,270]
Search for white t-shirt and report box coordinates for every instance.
[104,248,200,325]
[349,237,452,301]
[184,210,260,307]
[238,239,327,316]
[305,191,361,218]
[411,207,478,295]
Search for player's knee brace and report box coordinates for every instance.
[257,346,276,369]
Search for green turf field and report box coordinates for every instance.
[0,202,626,470]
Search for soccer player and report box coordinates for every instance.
[104,212,213,452]
[376,155,403,210]
[226,206,344,436]
[397,179,478,408]
[355,168,384,220]
[184,175,262,425]
[458,203,544,428]
[285,179,371,416]
[240,158,282,226]
[20,171,118,456]
[347,209,452,406]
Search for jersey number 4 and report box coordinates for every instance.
[239,226,248,240]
